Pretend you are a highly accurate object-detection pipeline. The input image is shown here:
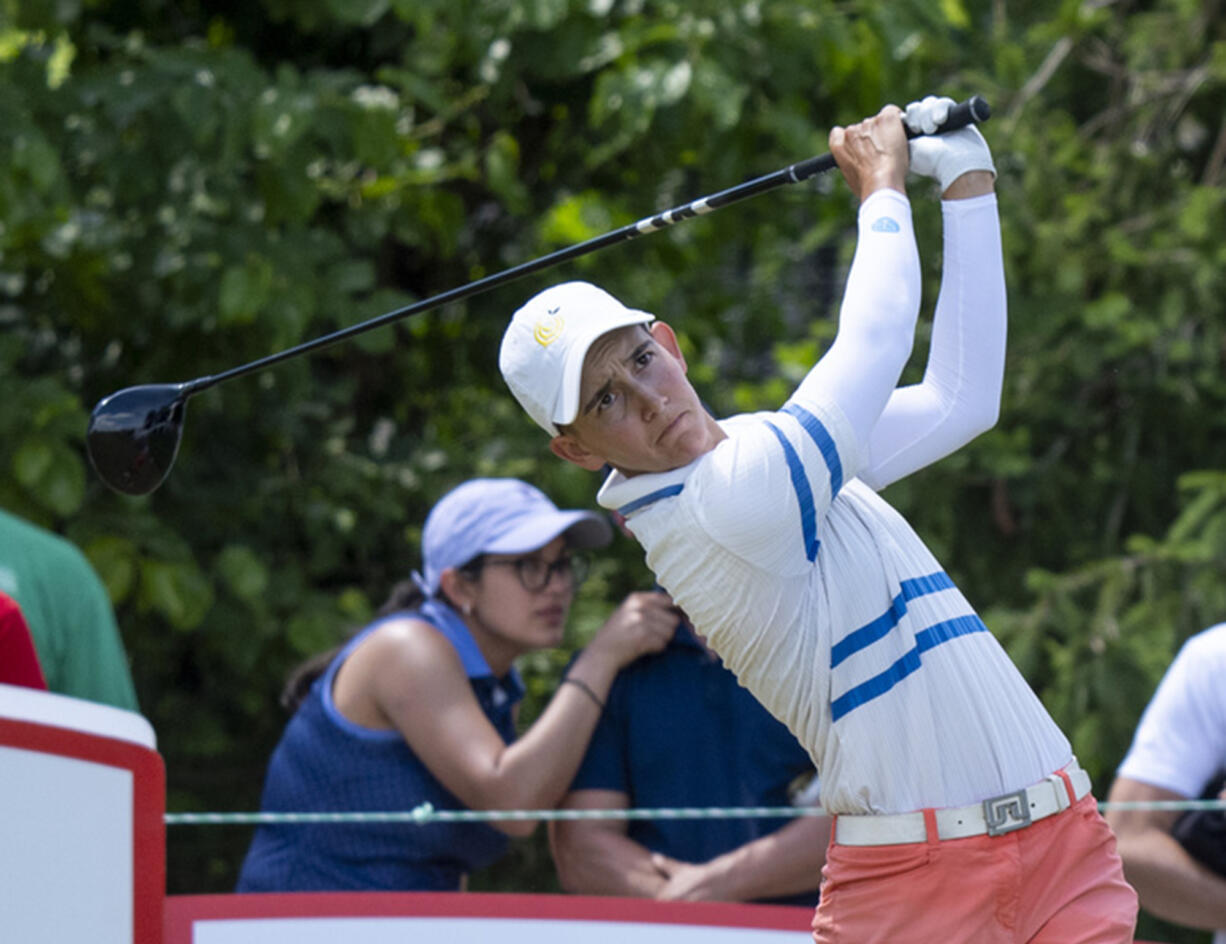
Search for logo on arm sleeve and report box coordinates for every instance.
[870,217,901,233]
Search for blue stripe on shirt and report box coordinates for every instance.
[781,402,844,497]
[915,614,987,654]
[830,614,989,721]
[765,420,819,562]
[831,572,954,668]
[618,484,684,517]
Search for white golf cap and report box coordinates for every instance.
[499,281,655,436]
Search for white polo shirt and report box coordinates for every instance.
[1117,623,1226,797]
[1116,624,1226,943]
[598,396,1071,815]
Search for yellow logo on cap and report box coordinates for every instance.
[533,309,565,347]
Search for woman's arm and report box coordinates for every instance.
[348,594,675,836]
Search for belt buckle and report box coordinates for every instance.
[983,788,1031,836]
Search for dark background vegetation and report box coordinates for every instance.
[1,1,1223,939]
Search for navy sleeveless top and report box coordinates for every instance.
[236,599,524,891]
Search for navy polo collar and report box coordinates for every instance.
[408,598,526,701]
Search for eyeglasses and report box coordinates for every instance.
[477,553,590,593]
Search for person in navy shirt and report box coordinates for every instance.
[551,611,829,904]
[237,478,675,892]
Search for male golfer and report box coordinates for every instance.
[500,98,1137,942]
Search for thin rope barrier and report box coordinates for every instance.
[164,798,1226,826]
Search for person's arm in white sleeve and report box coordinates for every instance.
[860,184,1005,490]
[855,95,1004,490]
[696,108,919,568]
[787,106,922,457]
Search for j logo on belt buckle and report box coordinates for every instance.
[983,789,1031,836]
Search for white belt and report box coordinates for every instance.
[834,760,1092,847]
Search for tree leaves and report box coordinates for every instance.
[138,558,214,631]
[12,437,85,515]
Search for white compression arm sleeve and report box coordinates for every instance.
[859,193,1006,491]
[790,189,922,448]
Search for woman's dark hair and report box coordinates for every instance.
[278,567,483,712]
[279,646,343,714]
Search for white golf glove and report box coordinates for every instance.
[904,95,995,193]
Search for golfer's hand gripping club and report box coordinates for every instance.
[779,95,992,185]
[904,95,996,192]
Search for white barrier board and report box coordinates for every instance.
[166,893,815,943]
[0,746,133,944]
[0,684,165,944]
[194,916,807,943]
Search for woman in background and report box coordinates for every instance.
[237,477,676,892]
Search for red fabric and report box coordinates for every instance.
[0,591,48,690]
[812,795,1137,943]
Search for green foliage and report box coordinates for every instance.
[0,3,1223,937]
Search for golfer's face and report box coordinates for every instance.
[567,323,714,476]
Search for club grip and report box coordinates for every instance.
[905,95,992,139]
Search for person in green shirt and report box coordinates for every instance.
[0,508,139,711]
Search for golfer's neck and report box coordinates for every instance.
[614,421,726,479]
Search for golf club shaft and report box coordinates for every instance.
[187,95,990,396]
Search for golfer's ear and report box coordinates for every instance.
[650,321,687,372]
[550,434,607,472]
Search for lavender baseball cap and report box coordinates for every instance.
[415,478,612,596]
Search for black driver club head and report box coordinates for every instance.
[86,383,190,496]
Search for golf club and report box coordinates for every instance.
[87,95,991,496]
